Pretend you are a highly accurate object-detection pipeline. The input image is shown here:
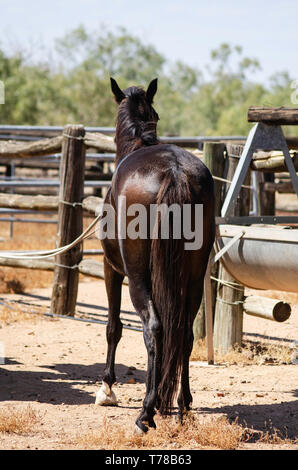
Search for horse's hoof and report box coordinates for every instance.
[134,424,145,436]
[134,421,148,434]
[95,382,117,406]
[134,424,148,436]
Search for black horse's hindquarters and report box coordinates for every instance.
[102,143,214,268]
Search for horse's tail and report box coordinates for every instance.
[150,167,191,415]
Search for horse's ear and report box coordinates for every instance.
[110,77,126,104]
[146,78,158,104]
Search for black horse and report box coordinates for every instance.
[95,78,215,434]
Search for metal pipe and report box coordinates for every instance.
[0,153,116,162]
[0,217,57,224]
[0,125,115,134]
[0,125,246,143]
[0,209,55,215]
[160,136,246,143]
[9,161,15,239]
[0,180,111,187]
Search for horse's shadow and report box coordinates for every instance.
[0,360,147,405]
[200,391,298,440]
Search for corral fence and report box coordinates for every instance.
[0,122,297,355]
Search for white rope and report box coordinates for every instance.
[212,175,252,190]
[59,200,83,207]
[0,213,101,260]
[62,133,85,141]
[216,297,244,306]
[210,275,243,291]
[211,231,245,265]
[54,262,80,270]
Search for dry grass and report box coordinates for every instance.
[191,338,293,365]
[0,405,42,435]
[67,414,298,450]
[259,419,298,445]
[70,413,248,450]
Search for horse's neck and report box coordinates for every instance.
[114,117,158,166]
[114,126,144,165]
[115,136,138,165]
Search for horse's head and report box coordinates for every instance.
[110,78,159,147]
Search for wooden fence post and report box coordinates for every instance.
[51,124,86,316]
[260,173,275,215]
[193,142,226,343]
[213,153,250,353]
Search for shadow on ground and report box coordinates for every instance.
[0,361,147,405]
[201,391,298,440]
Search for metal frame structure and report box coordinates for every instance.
[221,122,298,223]
[205,120,298,363]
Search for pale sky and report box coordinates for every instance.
[0,0,297,83]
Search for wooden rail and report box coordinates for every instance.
[248,106,298,125]
[226,143,298,173]
[244,295,291,322]
[0,193,103,213]
[0,132,116,158]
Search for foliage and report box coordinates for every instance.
[0,27,296,136]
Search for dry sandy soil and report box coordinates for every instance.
[0,277,297,451]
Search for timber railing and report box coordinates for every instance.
[0,124,117,316]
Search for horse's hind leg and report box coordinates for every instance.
[177,332,194,420]
[128,278,162,434]
[95,258,124,406]
[177,280,204,421]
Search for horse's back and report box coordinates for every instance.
[112,144,214,205]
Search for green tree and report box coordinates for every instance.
[0,47,69,125]
[184,43,265,135]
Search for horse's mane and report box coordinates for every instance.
[115,86,159,159]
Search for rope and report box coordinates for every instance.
[59,200,83,207]
[212,175,252,190]
[0,213,101,260]
[210,275,243,291]
[54,262,80,270]
[216,297,244,306]
[62,133,85,141]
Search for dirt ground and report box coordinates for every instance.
[0,277,297,450]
